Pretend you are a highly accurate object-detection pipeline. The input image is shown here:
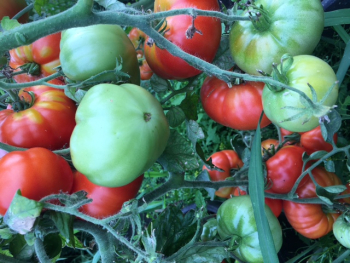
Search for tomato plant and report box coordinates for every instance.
[333,211,350,249]
[202,150,243,198]
[60,24,140,84]
[200,77,271,130]
[71,171,144,218]
[262,55,339,132]
[0,147,73,215]
[217,195,283,262]
[144,0,221,80]
[233,187,282,218]
[266,145,305,194]
[0,85,76,150]
[283,167,342,239]
[70,83,170,187]
[9,33,62,84]
[0,0,28,23]
[229,0,324,75]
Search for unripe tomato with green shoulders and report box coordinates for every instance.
[60,24,140,85]
[333,211,350,249]
[70,83,170,187]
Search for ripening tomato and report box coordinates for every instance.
[0,85,76,150]
[0,0,28,23]
[200,77,271,130]
[266,145,305,194]
[202,150,243,198]
[144,0,221,80]
[71,171,144,218]
[283,167,342,239]
[333,212,350,249]
[9,33,62,84]
[233,187,282,217]
[300,126,337,155]
[229,0,324,75]
[0,148,73,215]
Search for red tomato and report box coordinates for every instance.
[9,33,62,83]
[0,85,76,150]
[283,167,341,239]
[200,77,271,130]
[202,150,243,198]
[144,0,221,80]
[300,126,337,155]
[266,145,305,194]
[0,0,28,23]
[261,139,279,155]
[0,148,73,215]
[128,28,154,81]
[233,187,282,217]
[71,171,144,218]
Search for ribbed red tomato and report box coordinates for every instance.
[0,85,76,150]
[71,171,144,218]
[144,0,221,80]
[283,167,341,239]
[9,33,62,84]
[202,150,243,198]
[0,148,73,215]
[200,77,271,130]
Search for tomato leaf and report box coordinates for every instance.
[95,0,126,10]
[158,130,199,173]
[150,73,171,93]
[324,160,336,173]
[166,106,186,127]
[179,92,199,121]
[248,120,279,262]
[1,17,21,31]
[9,234,35,261]
[187,120,205,147]
[4,190,43,235]
[196,170,216,200]
[0,228,13,240]
[64,86,87,103]
[43,233,62,261]
[149,204,197,256]
[320,109,341,143]
[309,150,328,160]
[315,185,345,205]
[212,34,235,70]
[174,243,229,263]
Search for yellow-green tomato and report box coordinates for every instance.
[262,55,338,132]
[217,195,282,263]
[60,24,140,85]
[229,0,324,75]
[70,83,170,187]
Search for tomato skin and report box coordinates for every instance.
[9,33,62,84]
[71,171,144,218]
[60,25,140,85]
[0,0,28,23]
[0,148,73,215]
[333,212,350,249]
[202,150,244,198]
[229,0,324,75]
[262,55,339,132]
[266,145,305,194]
[0,85,76,150]
[144,0,221,80]
[217,195,282,263]
[283,167,341,239]
[70,83,170,187]
[233,188,282,218]
[201,77,271,130]
[300,126,337,155]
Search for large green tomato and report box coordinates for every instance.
[333,212,350,249]
[262,55,338,132]
[70,83,170,187]
[217,195,282,263]
[229,0,324,75]
[60,24,140,85]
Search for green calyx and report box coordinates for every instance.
[248,4,271,32]
[228,235,242,251]
[265,54,294,92]
[10,90,35,112]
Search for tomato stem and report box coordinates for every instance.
[144,112,152,122]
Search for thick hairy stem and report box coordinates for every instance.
[34,238,51,263]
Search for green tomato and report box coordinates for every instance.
[70,83,170,187]
[217,195,282,263]
[262,55,338,132]
[333,212,350,249]
[229,0,324,75]
[60,24,140,85]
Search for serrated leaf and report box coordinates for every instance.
[150,204,197,256]
[157,130,199,173]
[43,233,62,261]
[1,17,21,31]
[320,110,341,143]
[9,234,35,261]
[45,211,75,248]
[187,120,205,147]
[166,107,186,127]
[150,74,170,92]
[315,185,338,204]
[176,242,229,263]
[179,92,199,121]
